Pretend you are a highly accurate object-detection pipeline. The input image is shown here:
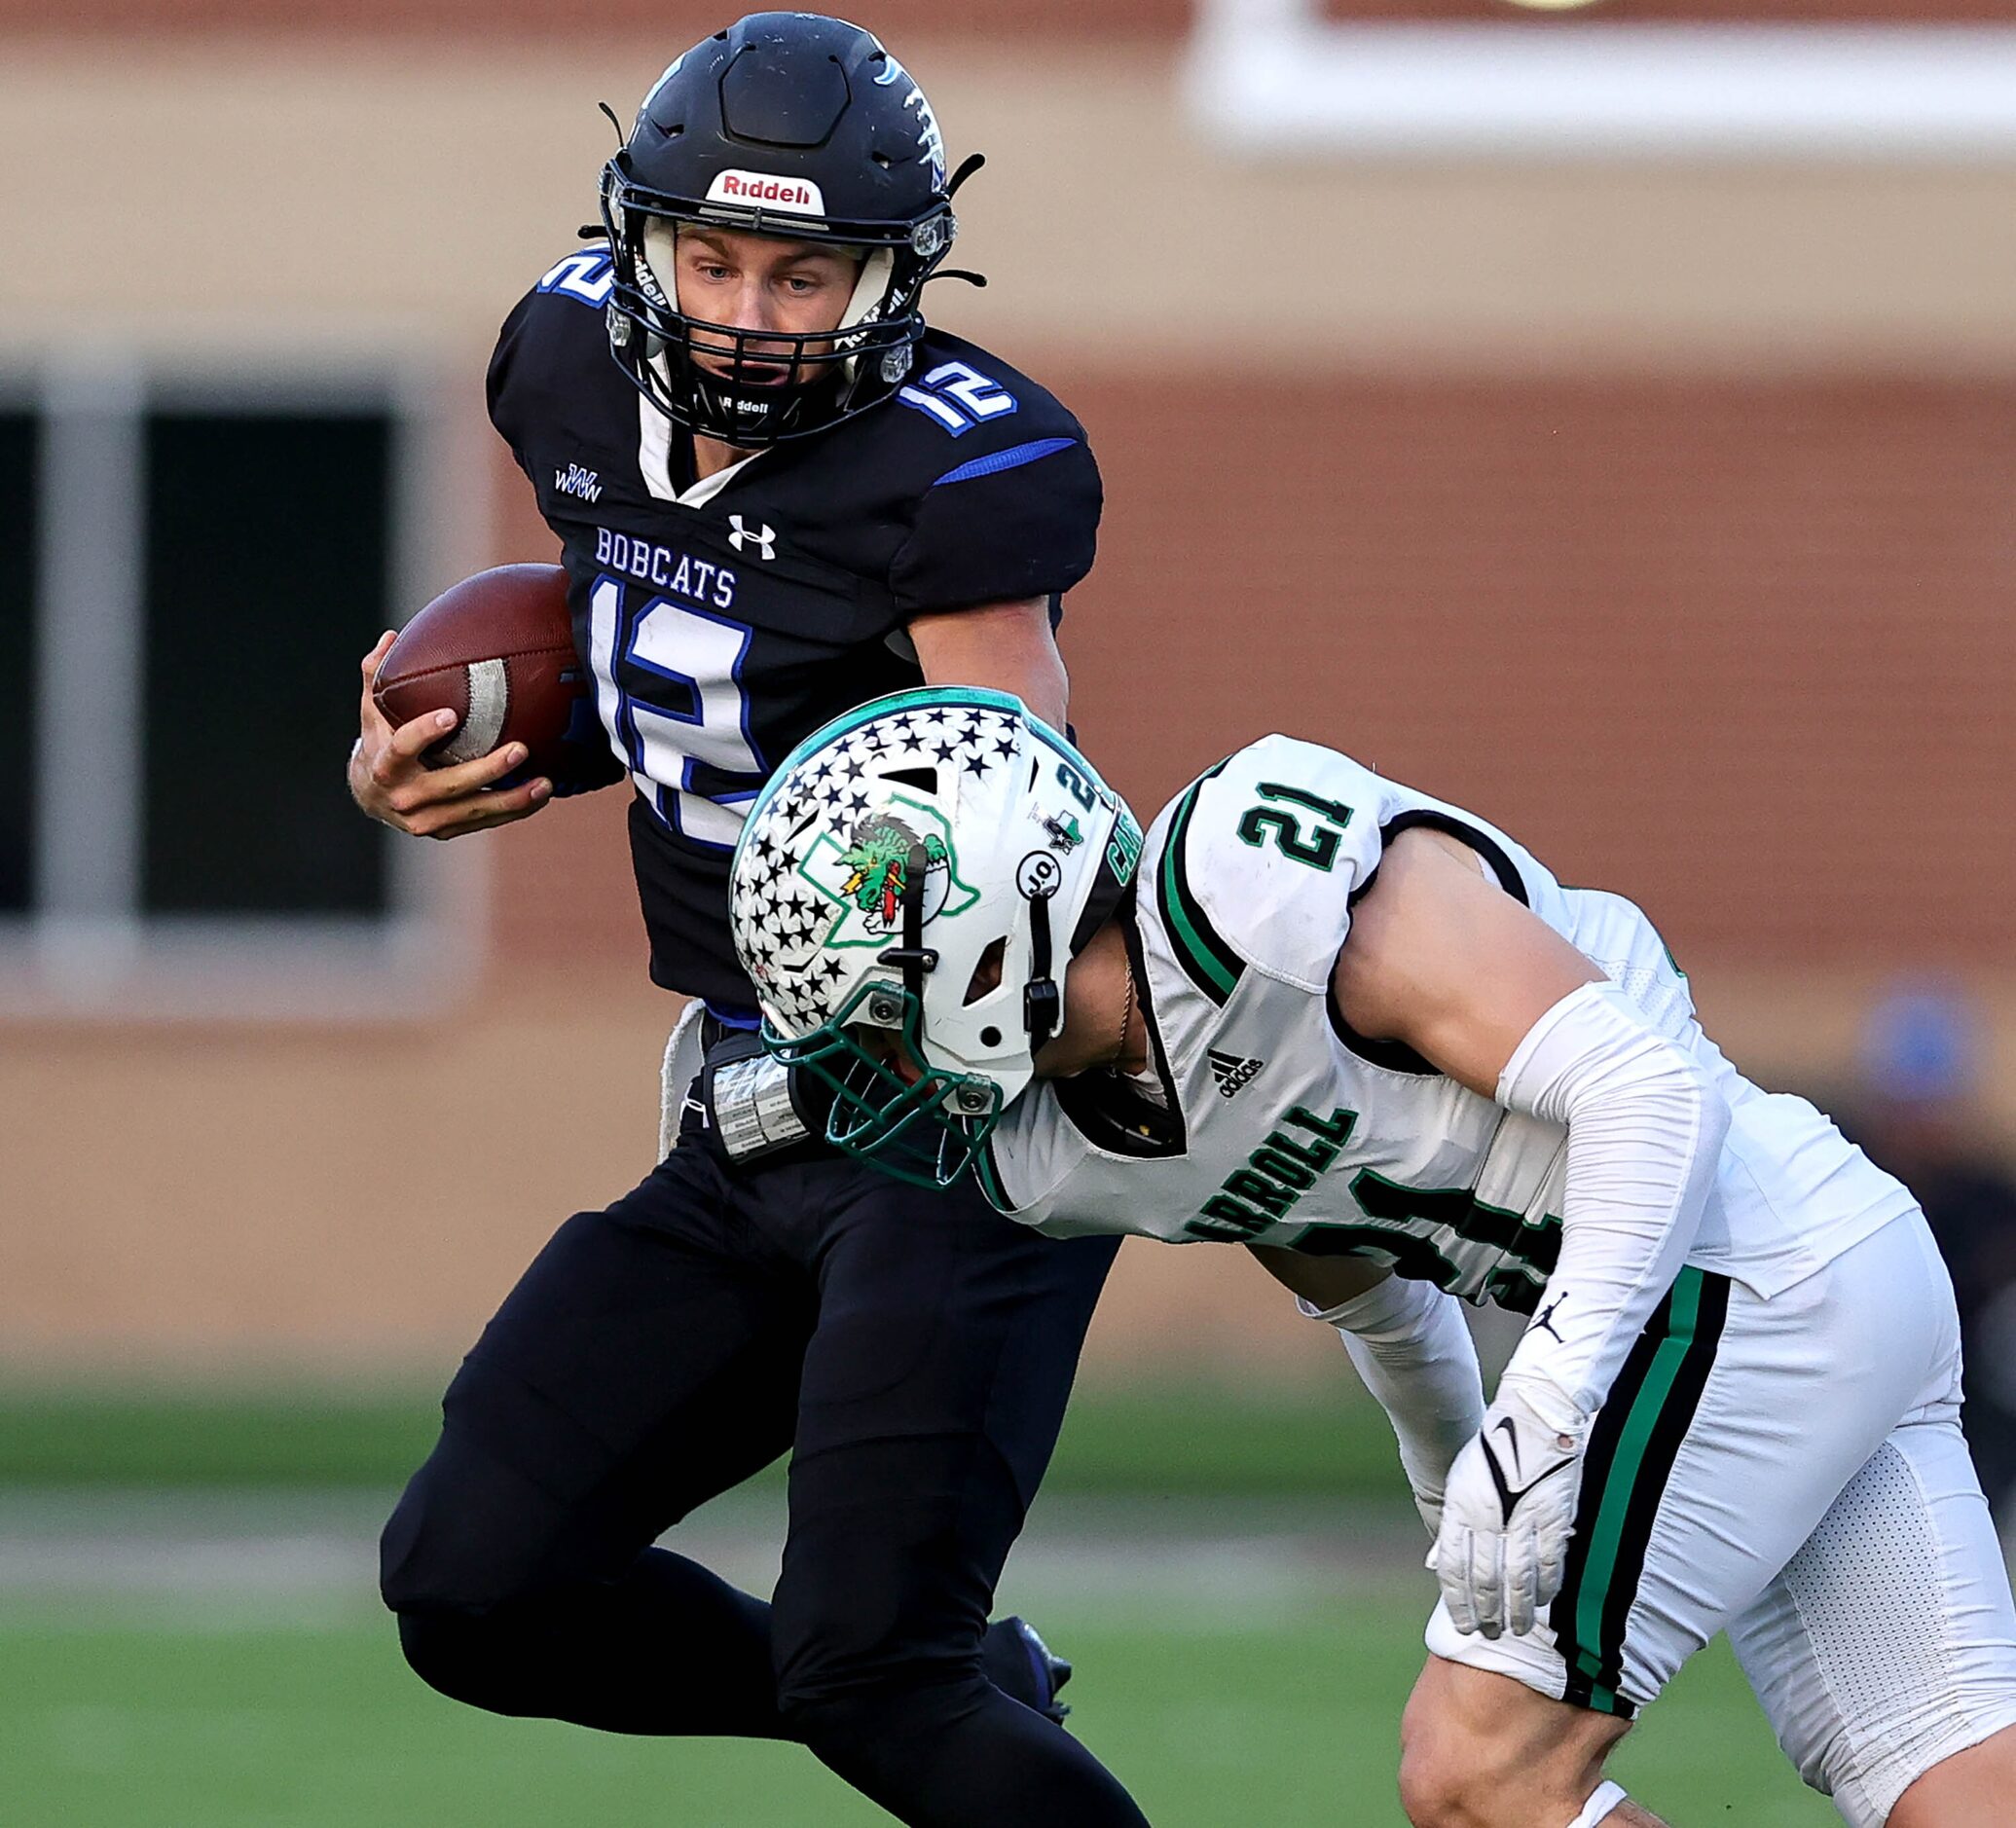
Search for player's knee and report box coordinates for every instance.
[378,1429,556,1617]
[1823,1713,2016,1828]
[378,1470,451,1613]
[392,1607,470,1700]
[378,1467,494,1615]
[772,1668,879,1745]
[379,1447,543,1712]
[1397,1729,1502,1828]
[1397,1688,1554,1828]
[772,1680,861,1751]
[1399,1674,1479,1827]
[392,1607,531,1716]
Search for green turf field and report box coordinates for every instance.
[6,1595,1836,1827]
[0,1383,1409,1495]
[0,1390,1852,1824]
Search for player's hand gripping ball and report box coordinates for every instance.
[371,564,614,793]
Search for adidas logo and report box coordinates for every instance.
[1207,1049,1265,1099]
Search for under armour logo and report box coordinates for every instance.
[728,515,777,560]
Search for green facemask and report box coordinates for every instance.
[763,979,1003,1189]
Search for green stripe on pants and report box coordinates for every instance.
[1567,1267,1707,1712]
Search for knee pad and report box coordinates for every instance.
[380,1427,565,1616]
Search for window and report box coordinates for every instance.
[142,411,393,919]
[0,408,36,916]
[0,367,482,1018]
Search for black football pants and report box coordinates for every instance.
[379,1117,1146,1827]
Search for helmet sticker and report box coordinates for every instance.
[637,53,687,131]
[705,169,828,215]
[803,799,977,947]
[870,47,948,190]
[1015,852,1063,900]
[735,699,1032,1034]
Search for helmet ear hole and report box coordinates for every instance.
[964,935,1008,1007]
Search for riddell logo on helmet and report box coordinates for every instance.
[707,170,826,215]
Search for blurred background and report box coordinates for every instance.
[3,1,2014,1823]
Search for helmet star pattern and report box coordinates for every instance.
[734,704,1017,1032]
[728,687,1140,1188]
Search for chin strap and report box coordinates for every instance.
[877,840,939,1011]
[1023,878,1060,1052]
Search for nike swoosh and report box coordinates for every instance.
[1480,1424,1577,1522]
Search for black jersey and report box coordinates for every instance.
[488,243,1104,1012]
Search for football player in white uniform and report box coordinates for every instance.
[726,687,2016,1828]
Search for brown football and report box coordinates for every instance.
[373,563,613,790]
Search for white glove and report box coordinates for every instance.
[1431,1377,1588,1640]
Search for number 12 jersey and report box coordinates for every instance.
[488,242,1104,1012]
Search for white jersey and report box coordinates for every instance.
[979,736,1915,1312]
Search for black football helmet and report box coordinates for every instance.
[600,13,964,448]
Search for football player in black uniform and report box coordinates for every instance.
[348,16,1149,1827]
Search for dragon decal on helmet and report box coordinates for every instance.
[730,688,1140,1186]
[818,810,973,943]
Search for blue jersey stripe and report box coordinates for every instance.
[931,436,1077,489]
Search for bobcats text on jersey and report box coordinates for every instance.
[593,526,740,610]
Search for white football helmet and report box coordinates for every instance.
[729,687,1142,1186]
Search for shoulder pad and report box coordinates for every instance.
[880,334,1100,613]
[531,242,616,310]
[1149,737,1393,999]
[488,247,622,452]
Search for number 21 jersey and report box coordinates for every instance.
[979,737,1917,1313]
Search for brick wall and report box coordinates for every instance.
[493,368,2016,977]
[3,0,1999,40]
